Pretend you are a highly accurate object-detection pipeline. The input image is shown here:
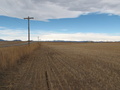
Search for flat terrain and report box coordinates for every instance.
[0,41,27,47]
[0,42,120,90]
[0,41,24,45]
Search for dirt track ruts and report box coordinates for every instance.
[1,42,120,90]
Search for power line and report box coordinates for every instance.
[0,7,10,16]
[0,5,24,26]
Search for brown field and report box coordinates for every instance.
[0,42,120,90]
[0,41,27,47]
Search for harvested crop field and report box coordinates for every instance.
[0,41,25,45]
[0,41,27,47]
[0,42,120,90]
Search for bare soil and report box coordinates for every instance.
[0,42,120,90]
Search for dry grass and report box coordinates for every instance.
[0,42,40,70]
[0,42,120,90]
[0,41,27,46]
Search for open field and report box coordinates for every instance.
[0,41,29,48]
[0,41,27,46]
[0,42,120,90]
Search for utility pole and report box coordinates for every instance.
[38,36,39,42]
[24,16,34,46]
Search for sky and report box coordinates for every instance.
[0,0,120,41]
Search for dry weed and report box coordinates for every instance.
[0,42,40,70]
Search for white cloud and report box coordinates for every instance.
[0,0,81,21]
[0,29,27,40]
[0,30,25,35]
[0,0,120,21]
[38,33,120,41]
[0,29,120,41]
[0,26,5,29]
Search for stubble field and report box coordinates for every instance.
[0,42,120,90]
[0,41,27,47]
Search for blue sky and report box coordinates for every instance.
[1,13,120,34]
[0,0,120,41]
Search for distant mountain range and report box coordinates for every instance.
[0,39,5,41]
[0,39,22,41]
[44,40,120,43]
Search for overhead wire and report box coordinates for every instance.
[0,0,25,26]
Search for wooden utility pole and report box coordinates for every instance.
[24,16,34,46]
[38,36,39,42]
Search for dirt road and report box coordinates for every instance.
[1,42,120,90]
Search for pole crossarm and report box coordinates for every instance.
[24,17,34,20]
[24,16,34,46]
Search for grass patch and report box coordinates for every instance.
[0,42,40,71]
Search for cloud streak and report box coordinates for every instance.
[0,0,120,21]
[0,28,120,41]
[0,28,27,40]
[39,33,120,41]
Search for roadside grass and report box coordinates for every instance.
[0,41,27,47]
[0,42,40,71]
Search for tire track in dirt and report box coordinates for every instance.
[45,43,120,90]
[0,45,50,90]
[46,47,91,89]
[47,50,79,89]
[53,47,120,89]
[47,49,65,90]
[1,42,120,90]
